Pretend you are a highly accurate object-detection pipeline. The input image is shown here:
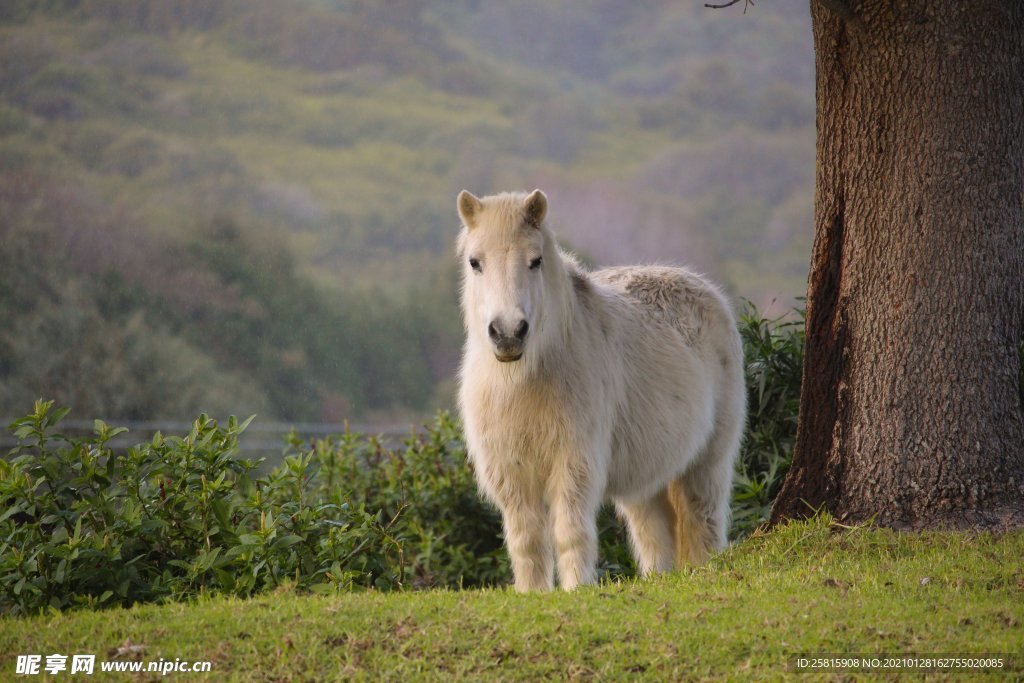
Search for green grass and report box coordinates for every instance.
[2,517,1021,681]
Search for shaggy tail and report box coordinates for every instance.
[668,478,719,566]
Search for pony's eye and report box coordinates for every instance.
[529,256,543,270]
[468,258,482,273]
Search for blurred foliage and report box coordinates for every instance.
[0,207,457,420]
[0,2,813,421]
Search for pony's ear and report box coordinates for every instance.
[523,189,547,228]
[457,190,483,229]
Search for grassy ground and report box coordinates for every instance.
[1,517,1021,681]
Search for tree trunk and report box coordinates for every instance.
[771,0,1024,530]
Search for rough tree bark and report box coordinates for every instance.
[770,0,1024,529]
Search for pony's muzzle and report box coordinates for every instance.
[488,319,529,362]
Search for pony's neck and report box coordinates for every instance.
[533,241,579,360]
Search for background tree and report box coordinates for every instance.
[770,1,1024,528]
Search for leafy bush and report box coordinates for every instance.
[731,303,804,536]
[287,415,508,590]
[0,401,406,615]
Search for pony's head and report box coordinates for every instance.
[457,189,562,365]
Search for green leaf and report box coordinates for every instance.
[210,498,232,530]
[222,545,255,562]
[198,547,222,570]
[0,506,20,524]
[271,535,304,552]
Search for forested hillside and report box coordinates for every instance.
[0,0,813,421]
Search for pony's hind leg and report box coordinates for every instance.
[672,365,745,565]
[670,424,739,565]
[615,489,677,575]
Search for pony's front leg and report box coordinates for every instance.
[550,455,603,590]
[499,492,553,592]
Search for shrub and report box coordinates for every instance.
[288,415,508,590]
[731,302,803,536]
[0,401,405,615]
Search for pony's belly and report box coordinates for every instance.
[604,389,716,502]
[605,436,699,501]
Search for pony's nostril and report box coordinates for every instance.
[514,320,529,340]
[487,321,500,342]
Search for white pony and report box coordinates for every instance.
[456,189,746,591]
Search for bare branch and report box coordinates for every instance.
[704,0,755,10]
